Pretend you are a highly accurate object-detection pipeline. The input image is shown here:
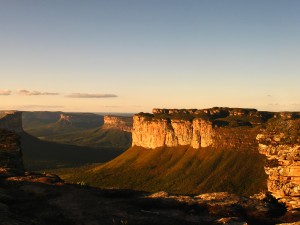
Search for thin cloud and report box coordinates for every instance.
[104,105,120,108]
[18,89,60,96]
[12,105,64,110]
[66,93,118,98]
[0,89,12,95]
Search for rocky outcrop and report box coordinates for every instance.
[103,115,132,132]
[257,118,300,210]
[0,111,23,133]
[58,113,104,128]
[0,129,24,177]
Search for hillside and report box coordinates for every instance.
[43,127,132,149]
[56,145,267,196]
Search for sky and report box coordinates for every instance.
[0,0,300,113]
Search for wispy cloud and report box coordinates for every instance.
[0,105,64,111]
[103,105,120,108]
[66,93,118,98]
[14,105,64,110]
[17,89,60,96]
[0,89,12,95]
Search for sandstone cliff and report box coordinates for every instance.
[132,116,214,148]
[132,107,277,149]
[0,111,23,133]
[257,118,300,210]
[103,115,132,132]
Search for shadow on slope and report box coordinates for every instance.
[43,127,132,149]
[21,132,124,171]
[55,146,268,196]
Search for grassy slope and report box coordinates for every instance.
[43,127,132,149]
[53,145,267,196]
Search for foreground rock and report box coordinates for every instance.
[257,118,300,210]
[1,174,300,225]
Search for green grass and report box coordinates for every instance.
[51,145,267,196]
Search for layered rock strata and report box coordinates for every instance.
[133,108,300,150]
[257,119,300,210]
[103,115,133,132]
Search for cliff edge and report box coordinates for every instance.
[257,118,300,210]
[103,115,133,132]
[0,111,23,133]
[132,107,280,149]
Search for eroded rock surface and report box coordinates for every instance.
[132,115,214,149]
[104,115,133,132]
[257,118,300,210]
[132,107,279,149]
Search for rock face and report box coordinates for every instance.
[0,111,23,133]
[132,115,214,148]
[0,129,24,177]
[132,108,300,150]
[132,107,275,149]
[103,115,132,132]
[257,118,300,210]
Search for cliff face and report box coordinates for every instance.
[132,116,213,148]
[0,111,23,133]
[257,119,300,210]
[132,107,275,149]
[103,115,132,132]
[132,108,300,150]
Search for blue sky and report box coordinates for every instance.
[0,0,299,112]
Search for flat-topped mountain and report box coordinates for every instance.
[58,108,300,212]
[133,107,300,149]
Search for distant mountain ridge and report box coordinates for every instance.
[22,112,132,149]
